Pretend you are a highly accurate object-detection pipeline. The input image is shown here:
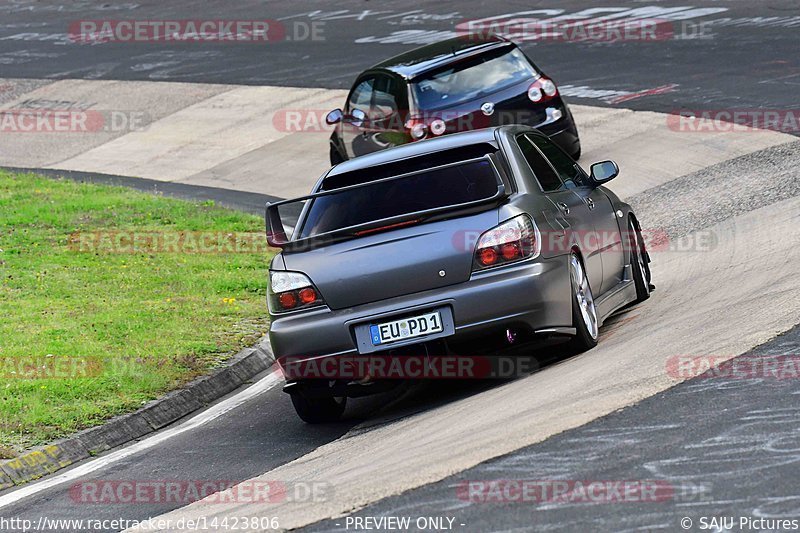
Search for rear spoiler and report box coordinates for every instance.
[266,155,508,252]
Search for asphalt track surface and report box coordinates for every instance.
[0,0,798,123]
[306,324,800,533]
[0,374,456,529]
[1,1,800,532]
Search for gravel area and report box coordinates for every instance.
[0,78,52,106]
[629,139,800,240]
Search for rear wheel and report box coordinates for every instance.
[567,253,599,352]
[628,220,651,303]
[290,385,346,424]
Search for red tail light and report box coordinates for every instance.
[269,271,325,313]
[501,243,521,260]
[298,287,317,304]
[528,77,559,104]
[279,292,298,309]
[473,215,540,271]
[478,247,499,266]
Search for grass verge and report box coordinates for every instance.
[0,171,273,453]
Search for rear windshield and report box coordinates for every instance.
[412,47,536,111]
[297,159,499,238]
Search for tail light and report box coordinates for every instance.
[405,119,427,140]
[472,215,540,271]
[429,119,447,136]
[269,271,325,313]
[404,118,447,140]
[528,76,559,104]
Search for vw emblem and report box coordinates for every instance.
[480,102,495,116]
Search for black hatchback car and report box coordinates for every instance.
[326,35,581,165]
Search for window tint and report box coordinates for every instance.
[528,134,584,187]
[298,160,499,238]
[517,135,562,191]
[412,47,536,111]
[347,78,374,113]
[371,75,400,119]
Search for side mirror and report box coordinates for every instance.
[325,108,343,125]
[590,160,619,184]
[348,108,367,128]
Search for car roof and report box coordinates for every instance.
[324,126,543,178]
[367,35,514,80]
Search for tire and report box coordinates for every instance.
[290,386,346,424]
[566,253,599,352]
[329,145,344,166]
[628,220,651,303]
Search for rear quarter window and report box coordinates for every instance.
[517,134,563,192]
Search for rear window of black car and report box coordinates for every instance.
[412,47,536,111]
[297,159,499,238]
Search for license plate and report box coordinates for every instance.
[370,311,443,346]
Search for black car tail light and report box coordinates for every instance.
[404,119,428,140]
[405,118,447,140]
[429,119,447,136]
[528,77,559,103]
[472,215,540,271]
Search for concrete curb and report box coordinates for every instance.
[0,338,275,491]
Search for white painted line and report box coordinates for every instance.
[0,371,283,510]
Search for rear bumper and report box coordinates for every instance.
[269,255,572,366]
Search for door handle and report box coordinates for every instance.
[557,202,570,215]
[586,198,595,210]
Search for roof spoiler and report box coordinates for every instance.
[266,156,508,251]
